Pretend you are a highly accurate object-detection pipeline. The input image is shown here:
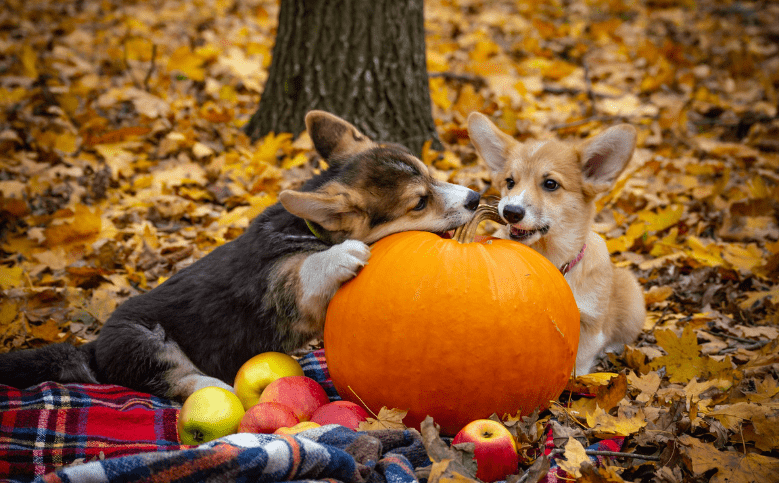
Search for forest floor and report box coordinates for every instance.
[1,0,779,481]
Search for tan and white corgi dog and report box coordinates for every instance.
[467,112,645,374]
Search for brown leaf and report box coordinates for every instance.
[569,372,628,417]
[419,416,478,478]
[357,407,408,431]
[28,318,66,343]
[43,205,102,248]
[679,434,779,483]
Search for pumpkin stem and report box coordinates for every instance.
[452,204,506,244]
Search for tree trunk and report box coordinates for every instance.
[244,0,442,156]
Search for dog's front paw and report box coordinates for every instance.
[299,240,371,305]
[320,239,371,284]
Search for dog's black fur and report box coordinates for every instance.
[0,111,479,401]
[0,162,332,396]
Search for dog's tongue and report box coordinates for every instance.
[438,230,453,239]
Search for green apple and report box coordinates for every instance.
[234,352,305,410]
[178,386,245,445]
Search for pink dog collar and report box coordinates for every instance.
[560,244,586,275]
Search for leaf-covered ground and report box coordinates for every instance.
[1,0,778,481]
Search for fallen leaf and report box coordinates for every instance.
[649,325,733,383]
[419,415,478,482]
[28,318,66,343]
[357,407,408,431]
[0,266,24,290]
[679,434,779,483]
[569,372,628,416]
[586,406,647,437]
[627,371,661,403]
[43,205,102,248]
[557,436,591,478]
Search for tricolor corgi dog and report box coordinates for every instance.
[0,111,480,401]
[467,112,645,374]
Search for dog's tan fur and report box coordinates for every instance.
[468,112,646,374]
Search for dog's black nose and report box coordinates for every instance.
[465,190,480,211]
[503,205,525,224]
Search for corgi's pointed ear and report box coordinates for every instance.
[467,112,515,172]
[578,124,637,193]
[279,188,354,232]
[305,111,374,159]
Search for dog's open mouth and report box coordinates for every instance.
[509,224,549,241]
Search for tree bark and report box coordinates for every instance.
[244,0,442,156]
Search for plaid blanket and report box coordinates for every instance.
[0,383,185,481]
[1,349,621,483]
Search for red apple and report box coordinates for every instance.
[452,419,519,482]
[310,401,369,430]
[257,375,329,421]
[237,401,299,434]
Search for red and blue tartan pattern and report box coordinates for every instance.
[0,382,185,481]
[299,349,341,401]
[1,348,624,482]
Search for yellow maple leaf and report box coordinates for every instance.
[452,84,485,117]
[434,151,462,171]
[649,325,733,383]
[722,243,765,273]
[429,77,453,111]
[218,195,276,228]
[649,227,682,257]
[685,236,725,267]
[557,436,590,478]
[86,287,118,323]
[29,318,66,343]
[627,371,661,403]
[605,234,634,253]
[469,38,500,63]
[738,286,779,309]
[637,205,684,233]
[0,300,19,330]
[585,406,647,437]
[357,407,408,431]
[167,45,206,81]
[644,286,673,305]
[704,402,779,432]
[0,265,24,290]
[252,132,293,167]
[43,205,102,248]
[281,152,308,170]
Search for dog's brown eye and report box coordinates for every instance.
[505,178,515,189]
[413,196,428,211]
[543,179,559,191]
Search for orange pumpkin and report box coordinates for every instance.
[324,212,580,436]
